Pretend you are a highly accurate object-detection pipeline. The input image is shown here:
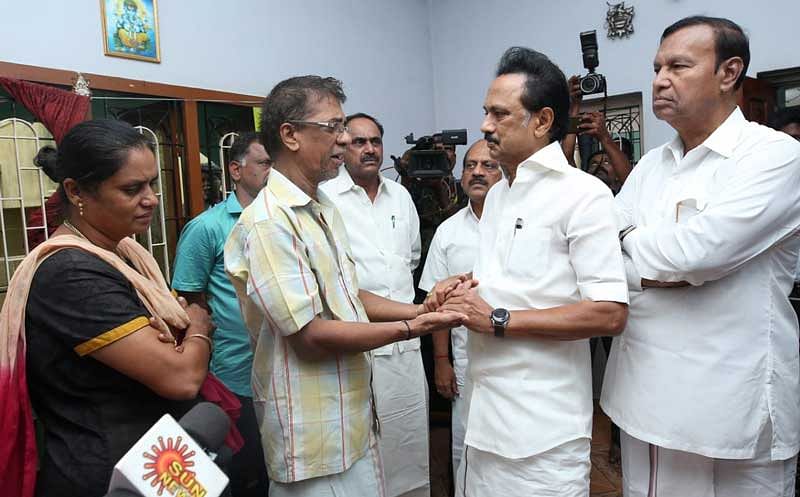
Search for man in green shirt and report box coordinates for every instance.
[172,132,271,497]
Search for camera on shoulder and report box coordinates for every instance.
[393,129,467,178]
[578,30,606,96]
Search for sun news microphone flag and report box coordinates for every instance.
[107,402,230,497]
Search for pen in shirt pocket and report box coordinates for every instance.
[391,215,396,229]
[514,217,524,236]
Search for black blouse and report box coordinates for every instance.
[25,249,195,497]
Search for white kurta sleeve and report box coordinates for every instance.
[419,226,448,292]
[623,139,800,285]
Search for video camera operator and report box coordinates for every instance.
[394,132,469,294]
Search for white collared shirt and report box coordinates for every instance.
[320,168,422,354]
[467,141,628,459]
[601,107,800,460]
[419,203,481,383]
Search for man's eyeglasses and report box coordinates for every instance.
[289,120,349,135]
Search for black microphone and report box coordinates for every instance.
[179,402,231,457]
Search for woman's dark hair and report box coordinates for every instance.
[36,119,155,202]
[33,145,59,183]
[496,47,570,143]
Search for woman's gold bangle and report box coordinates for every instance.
[184,334,213,353]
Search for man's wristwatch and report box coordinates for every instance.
[490,308,510,338]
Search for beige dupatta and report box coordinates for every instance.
[0,233,190,497]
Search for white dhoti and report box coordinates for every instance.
[269,443,386,497]
[621,425,797,497]
[373,346,430,497]
[451,371,468,482]
[454,438,591,497]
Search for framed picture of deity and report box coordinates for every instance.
[100,0,161,63]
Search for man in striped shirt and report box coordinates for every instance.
[225,75,463,497]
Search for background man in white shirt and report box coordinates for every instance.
[320,113,429,497]
[601,16,800,497]
[419,138,503,481]
[432,47,629,497]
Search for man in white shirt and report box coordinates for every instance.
[433,47,629,496]
[601,16,800,497]
[419,139,503,481]
[320,113,429,497]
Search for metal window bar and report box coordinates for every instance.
[134,125,171,280]
[0,118,54,291]
[219,131,238,200]
[604,105,642,163]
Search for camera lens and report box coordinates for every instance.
[580,75,599,94]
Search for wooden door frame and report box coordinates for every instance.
[0,60,262,217]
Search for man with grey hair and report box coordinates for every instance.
[225,75,463,497]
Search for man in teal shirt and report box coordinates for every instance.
[172,132,271,497]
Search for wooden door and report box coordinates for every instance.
[737,76,776,124]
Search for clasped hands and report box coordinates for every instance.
[153,296,216,351]
[421,273,494,334]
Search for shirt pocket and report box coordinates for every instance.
[675,197,706,224]
[389,214,412,258]
[506,226,552,279]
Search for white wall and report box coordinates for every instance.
[0,0,437,158]
[429,0,800,157]
[2,1,798,167]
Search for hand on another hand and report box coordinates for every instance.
[408,310,466,337]
[422,274,477,313]
[439,283,493,334]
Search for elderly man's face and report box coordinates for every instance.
[461,140,502,204]
[295,96,350,183]
[344,117,383,182]
[652,25,726,130]
[480,73,538,170]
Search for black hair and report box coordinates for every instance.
[229,131,262,164]
[588,149,608,163]
[770,107,800,131]
[33,145,59,183]
[462,139,486,170]
[346,112,384,137]
[260,75,347,158]
[496,47,570,143]
[661,16,750,90]
[35,119,155,204]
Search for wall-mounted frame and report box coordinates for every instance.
[100,0,161,63]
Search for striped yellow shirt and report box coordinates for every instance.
[225,169,376,483]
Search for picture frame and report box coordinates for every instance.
[100,0,161,63]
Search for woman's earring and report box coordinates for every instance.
[78,200,84,217]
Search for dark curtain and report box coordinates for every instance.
[0,77,90,248]
[0,77,90,143]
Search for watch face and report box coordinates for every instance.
[491,308,510,323]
